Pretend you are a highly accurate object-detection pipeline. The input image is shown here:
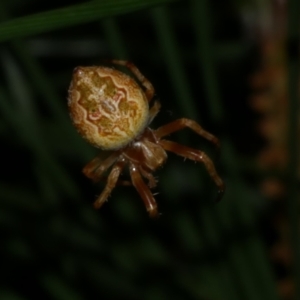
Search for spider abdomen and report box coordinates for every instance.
[68,66,149,150]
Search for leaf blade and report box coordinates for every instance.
[0,0,179,42]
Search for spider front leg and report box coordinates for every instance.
[93,159,126,209]
[111,60,155,101]
[155,118,220,147]
[159,140,225,201]
[129,163,158,217]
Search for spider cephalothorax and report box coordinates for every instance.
[68,60,224,217]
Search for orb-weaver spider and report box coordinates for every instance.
[68,60,224,217]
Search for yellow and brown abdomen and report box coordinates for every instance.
[68,66,149,150]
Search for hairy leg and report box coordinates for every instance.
[159,140,225,201]
[83,151,121,182]
[93,159,126,209]
[155,118,220,147]
[129,163,158,217]
[111,60,155,101]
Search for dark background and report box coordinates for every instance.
[0,0,298,299]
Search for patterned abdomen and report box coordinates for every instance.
[68,66,149,150]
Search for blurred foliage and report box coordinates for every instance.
[0,0,298,299]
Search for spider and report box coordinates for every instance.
[68,60,224,217]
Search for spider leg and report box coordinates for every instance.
[148,101,161,124]
[93,159,126,209]
[129,163,158,217]
[110,60,155,101]
[159,140,225,201]
[139,167,157,188]
[83,151,121,182]
[155,118,220,147]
